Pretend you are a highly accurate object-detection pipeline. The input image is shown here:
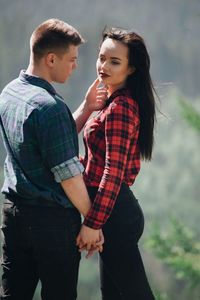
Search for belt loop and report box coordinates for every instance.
[13,206,16,217]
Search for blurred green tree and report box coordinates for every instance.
[179,98,200,132]
[146,99,200,300]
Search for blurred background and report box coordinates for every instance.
[0,0,200,299]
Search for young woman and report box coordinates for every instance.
[77,27,156,300]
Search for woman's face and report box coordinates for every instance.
[96,38,133,94]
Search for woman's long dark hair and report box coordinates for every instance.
[101,28,156,161]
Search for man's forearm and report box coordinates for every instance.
[60,173,91,216]
[73,100,92,134]
[61,174,104,250]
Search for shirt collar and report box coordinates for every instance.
[19,70,57,96]
[106,87,131,106]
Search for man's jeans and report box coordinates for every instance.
[0,202,81,300]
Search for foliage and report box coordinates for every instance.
[153,292,169,300]
[178,98,200,132]
[134,89,200,236]
[146,218,200,289]
[144,97,200,300]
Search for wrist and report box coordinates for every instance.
[83,217,102,230]
[82,99,93,115]
[82,224,99,232]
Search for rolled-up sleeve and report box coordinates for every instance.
[51,156,84,182]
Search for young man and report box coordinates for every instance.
[0,18,105,300]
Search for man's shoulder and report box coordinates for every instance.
[8,80,65,111]
[0,77,69,124]
[1,77,54,106]
[1,78,19,95]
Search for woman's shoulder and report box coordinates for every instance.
[110,88,139,114]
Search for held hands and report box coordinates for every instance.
[76,224,104,258]
[85,78,108,113]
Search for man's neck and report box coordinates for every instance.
[26,62,52,83]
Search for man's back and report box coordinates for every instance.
[0,71,81,207]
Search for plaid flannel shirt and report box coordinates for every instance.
[0,70,84,207]
[82,88,141,229]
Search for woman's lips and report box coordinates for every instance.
[99,73,110,79]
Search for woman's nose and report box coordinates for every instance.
[101,61,108,71]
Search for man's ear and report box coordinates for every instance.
[46,53,56,67]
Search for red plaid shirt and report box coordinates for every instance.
[82,88,141,229]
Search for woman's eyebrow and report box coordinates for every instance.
[110,57,121,60]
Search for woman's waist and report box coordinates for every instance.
[83,161,138,186]
[84,172,135,188]
[86,182,133,200]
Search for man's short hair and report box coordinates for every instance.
[30,18,84,61]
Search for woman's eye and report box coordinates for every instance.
[111,61,120,65]
[99,57,105,63]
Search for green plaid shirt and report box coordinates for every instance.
[0,70,84,207]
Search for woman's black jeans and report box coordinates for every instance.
[88,183,155,300]
[0,201,81,300]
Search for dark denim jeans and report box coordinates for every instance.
[0,202,81,300]
[88,184,155,300]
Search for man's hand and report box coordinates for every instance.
[84,229,104,258]
[73,78,108,133]
[76,225,104,257]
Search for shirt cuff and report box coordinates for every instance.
[83,215,103,230]
[51,156,84,182]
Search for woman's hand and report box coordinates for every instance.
[84,229,104,258]
[76,225,104,258]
